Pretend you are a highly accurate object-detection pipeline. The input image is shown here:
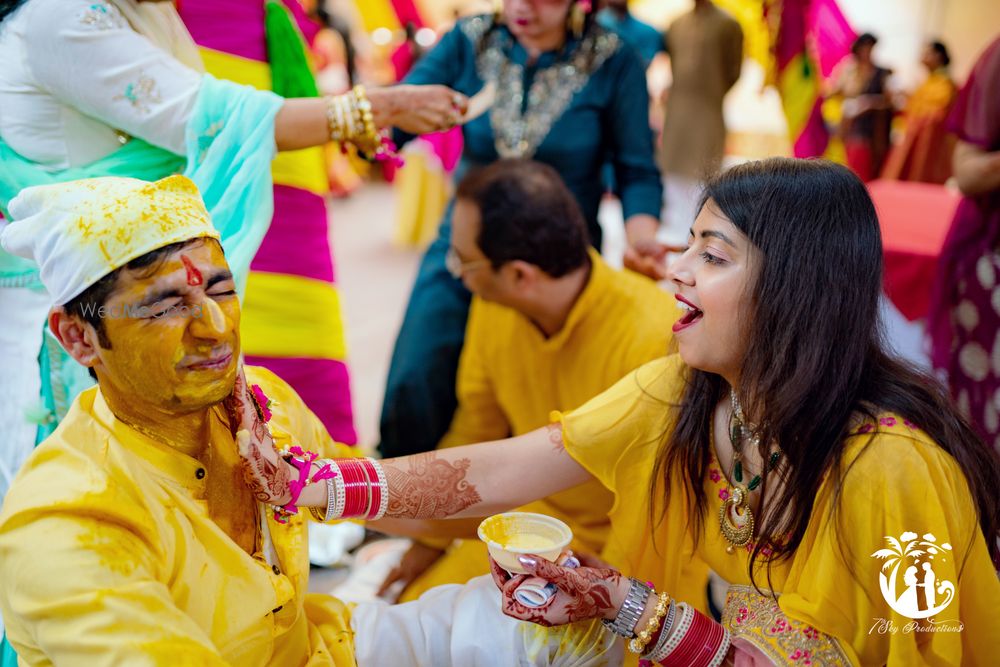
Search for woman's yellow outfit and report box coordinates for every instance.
[557,355,1000,665]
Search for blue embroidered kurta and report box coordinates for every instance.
[397,15,662,237]
[380,16,662,459]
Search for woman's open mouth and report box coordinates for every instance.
[672,296,703,333]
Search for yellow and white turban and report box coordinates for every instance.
[1,175,220,304]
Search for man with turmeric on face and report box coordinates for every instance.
[0,175,619,666]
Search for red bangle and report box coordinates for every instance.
[666,609,726,666]
[360,458,382,520]
[358,457,374,519]
[338,459,368,518]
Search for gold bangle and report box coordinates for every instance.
[351,84,383,155]
[334,97,348,142]
[343,95,358,140]
[628,592,671,654]
[324,95,348,143]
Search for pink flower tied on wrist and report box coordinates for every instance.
[250,384,273,423]
[578,0,592,12]
[272,446,338,524]
[248,385,338,524]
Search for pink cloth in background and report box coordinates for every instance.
[422,128,464,174]
[771,0,807,70]
[246,356,357,445]
[391,42,418,82]
[178,0,268,62]
[179,0,358,446]
[808,0,856,78]
[793,100,829,159]
[250,185,335,283]
[390,0,424,29]
[280,0,320,45]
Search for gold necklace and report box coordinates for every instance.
[718,390,780,554]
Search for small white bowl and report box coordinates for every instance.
[478,512,573,574]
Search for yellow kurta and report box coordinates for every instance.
[0,367,358,666]
[881,70,957,184]
[558,355,1000,665]
[403,253,684,600]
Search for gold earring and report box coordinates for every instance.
[568,1,586,39]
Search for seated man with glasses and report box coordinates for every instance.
[381,159,703,605]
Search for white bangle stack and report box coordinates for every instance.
[310,459,345,523]
[645,601,694,662]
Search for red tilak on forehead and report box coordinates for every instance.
[181,255,203,286]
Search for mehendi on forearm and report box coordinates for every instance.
[382,452,482,519]
[546,423,565,454]
[235,430,291,504]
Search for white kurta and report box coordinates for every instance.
[0,0,206,505]
[0,0,203,169]
[352,575,621,666]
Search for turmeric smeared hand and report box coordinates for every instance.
[225,364,292,505]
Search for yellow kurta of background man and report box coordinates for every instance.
[402,251,681,600]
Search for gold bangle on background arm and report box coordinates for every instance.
[324,95,345,143]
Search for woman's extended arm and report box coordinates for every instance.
[605,48,673,280]
[375,425,592,520]
[226,368,593,519]
[273,85,467,152]
[953,141,1000,196]
[25,0,466,158]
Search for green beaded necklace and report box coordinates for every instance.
[719,389,781,553]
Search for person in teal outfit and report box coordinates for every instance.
[597,0,665,70]
[379,0,666,459]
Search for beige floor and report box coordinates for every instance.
[328,181,421,452]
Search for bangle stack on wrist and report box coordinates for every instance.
[642,598,678,661]
[603,576,731,667]
[639,600,731,666]
[307,457,389,523]
[323,86,403,167]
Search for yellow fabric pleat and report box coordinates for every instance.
[778,53,822,138]
[393,146,450,249]
[198,48,272,90]
[271,148,328,195]
[240,271,347,360]
[352,0,401,33]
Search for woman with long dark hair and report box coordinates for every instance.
[250,158,1000,663]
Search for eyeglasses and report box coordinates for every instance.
[445,246,491,279]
